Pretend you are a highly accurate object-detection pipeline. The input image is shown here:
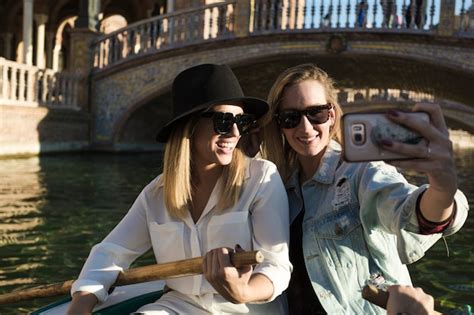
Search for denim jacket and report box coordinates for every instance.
[286,140,468,314]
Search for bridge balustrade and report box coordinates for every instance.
[252,0,472,33]
[93,1,236,69]
[0,57,81,110]
[336,87,436,104]
[92,0,473,71]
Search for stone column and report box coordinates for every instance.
[167,0,175,13]
[469,5,474,31]
[75,0,101,31]
[45,31,54,69]
[69,30,98,74]
[2,32,13,60]
[69,29,99,112]
[234,0,252,36]
[34,14,48,68]
[22,0,34,65]
[438,0,455,36]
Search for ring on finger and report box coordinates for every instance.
[425,145,432,159]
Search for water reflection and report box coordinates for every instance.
[0,157,44,292]
[0,151,472,314]
[406,148,474,314]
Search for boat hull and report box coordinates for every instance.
[32,281,165,315]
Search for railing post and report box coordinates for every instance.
[0,58,4,100]
[235,0,252,36]
[10,65,17,102]
[437,0,455,36]
[468,6,474,32]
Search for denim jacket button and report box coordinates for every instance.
[335,223,343,236]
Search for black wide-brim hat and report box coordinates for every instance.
[156,64,269,143]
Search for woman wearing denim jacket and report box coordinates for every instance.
[258,64,469,314]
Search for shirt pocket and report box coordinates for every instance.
[149,221,186,264]
[207,211,252,250]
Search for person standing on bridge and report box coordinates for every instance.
[254,63,468,314]
[66,64,292,314]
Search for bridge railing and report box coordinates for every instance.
[251,0,472,33]
[92,0,473,70]
[93,1,236,69]
[0,58,81,110]
[336,87,436,104]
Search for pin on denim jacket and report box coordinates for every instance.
[286,140,469,314]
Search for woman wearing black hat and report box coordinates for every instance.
[66,64,291,314]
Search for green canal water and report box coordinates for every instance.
[0,150,472,314]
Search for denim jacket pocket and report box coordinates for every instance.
[309,202,361,240]
[306,203,369,276]
[207,211,252,250]
[149,221,186,263]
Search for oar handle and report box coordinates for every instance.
[116,250,264,285]
[362,284,442,315]
[0,250,263,305]
[362,284,389,309]
[231,249,264,267]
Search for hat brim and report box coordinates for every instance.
[156,97,268,143]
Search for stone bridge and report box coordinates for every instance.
[87,0,474,150]
[2,0,474,154]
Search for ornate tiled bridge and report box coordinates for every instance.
[88,0,474,149]
[1,0,474,153]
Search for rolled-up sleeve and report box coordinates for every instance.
[71,189,152,302]
[357,162,469,264]
[250,162,292,302]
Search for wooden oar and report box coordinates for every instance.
[362,284,442,314]
[0,250,263,305]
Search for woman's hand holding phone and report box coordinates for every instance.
[376,103,458,223]
[381,103,457,197]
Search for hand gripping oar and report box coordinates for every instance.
[0,250,264,305]
[362,284,442,314]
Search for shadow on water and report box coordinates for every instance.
[0,149,473,314]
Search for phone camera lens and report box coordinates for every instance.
[354,133,362,143]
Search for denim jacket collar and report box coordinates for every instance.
[286,140,342,190]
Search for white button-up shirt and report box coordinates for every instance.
[72,158,292,305]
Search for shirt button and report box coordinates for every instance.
[346,262,352,268]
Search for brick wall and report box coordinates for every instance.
[0,106,90,156]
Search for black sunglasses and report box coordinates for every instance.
[201,111,256,135]
[275,104,332,129]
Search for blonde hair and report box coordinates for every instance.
[261,64,343,181]
[159,115,247,220]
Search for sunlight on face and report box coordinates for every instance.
[280,80,335,161]
[192,104,244,170]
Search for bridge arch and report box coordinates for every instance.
[92,33,474,148]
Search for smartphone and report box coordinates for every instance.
[341,111,430,162]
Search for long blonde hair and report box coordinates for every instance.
[159,116,247,220]
[261,64,343,181]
